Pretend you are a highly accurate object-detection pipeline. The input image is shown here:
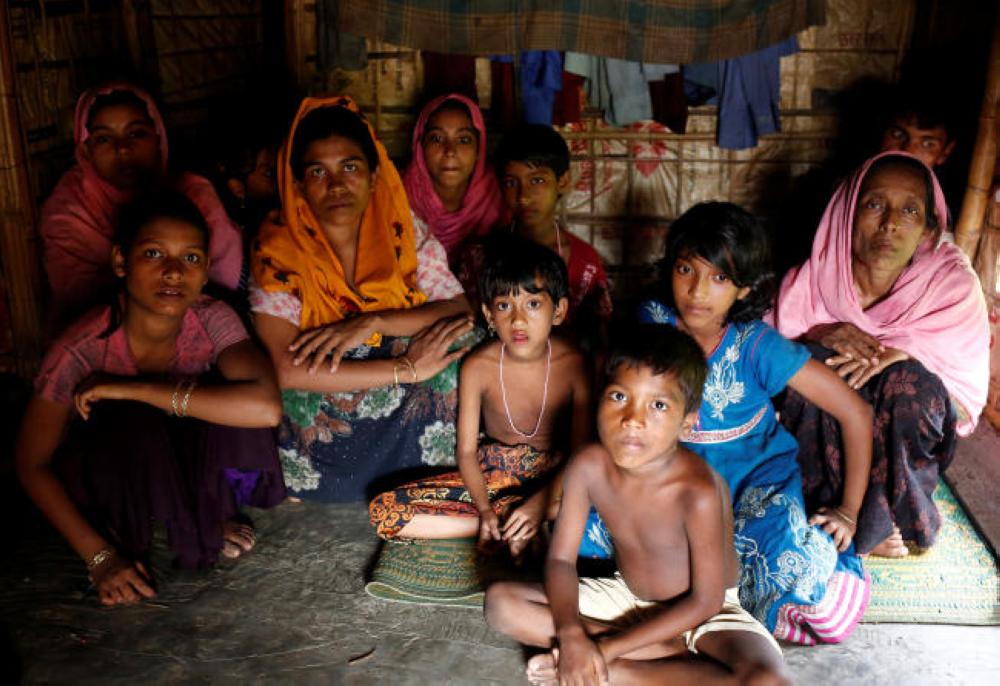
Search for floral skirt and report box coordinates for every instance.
[278,334,474,503]
[780,345,958,553]
[368,441,561,538]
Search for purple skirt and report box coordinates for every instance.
[57,401,286,568]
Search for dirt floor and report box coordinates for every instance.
[3,424,1000,685]
[1,497,998,684]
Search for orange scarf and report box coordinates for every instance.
[251,96,426,330]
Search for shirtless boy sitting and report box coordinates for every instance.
[370,236,589,556]
[485,326,788,685]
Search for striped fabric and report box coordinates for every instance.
[774,570,872,645]
[336,0,825,63]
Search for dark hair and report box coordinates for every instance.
[605,324,707,416]
[887,89,956,142]
[479,234,569,306]
[290,106,378,180]
[494,124,570,178]
[860,155,940,233]
[87,90,152,130]
[100,192,210,337]
[655,202,774,323]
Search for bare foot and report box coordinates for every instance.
[526,650,558,686]
[221,520,256,559]
[868,526,908,558]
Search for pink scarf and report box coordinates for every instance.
[773,151,989,435]
[40,83,242,325]
[402,93,502,258]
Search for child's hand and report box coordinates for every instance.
[503,496,545,552]
[74,376,135,420]
[809,506,857,552]
[831,347,909,390]
[477,509,502,550]
[556,634,609,686]
[90,551,156,606]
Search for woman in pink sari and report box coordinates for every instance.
[402,94,503,263]
[40,83,242,329]
[773,152,989,557]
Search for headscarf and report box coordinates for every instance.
[251,96,426,330]
[40,83,242,324]
[402,93,502,257]
[773,151,989,435]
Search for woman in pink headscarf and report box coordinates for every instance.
[402,94,503,263]
[773,152,989,557]
[40,83,242,329]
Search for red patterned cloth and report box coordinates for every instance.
[369,441,561,539]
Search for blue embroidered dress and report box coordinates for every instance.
[625,301,870,644]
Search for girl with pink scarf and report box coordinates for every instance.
[40,83,242,329]
[402,94,503,262]
[773,152,989,557]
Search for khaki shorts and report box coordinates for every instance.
[577,572,781,655]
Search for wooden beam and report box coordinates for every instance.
[955,8,1000,259]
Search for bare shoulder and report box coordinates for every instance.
[673,447,726,504]
[550,336,584,363]
[462,339,500,372]
[549,336,586,375]
[566,442,611,479]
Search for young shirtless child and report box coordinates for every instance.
[485,326,788,685]
[369,237,590,555]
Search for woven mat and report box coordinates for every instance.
[864,482,1000,625]
[367,485,1000,623]
[366,537,533,609]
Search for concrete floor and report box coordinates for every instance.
[2,495,999,685]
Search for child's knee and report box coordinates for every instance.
[483,582,519,634]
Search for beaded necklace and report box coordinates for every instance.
[499,338,551,439]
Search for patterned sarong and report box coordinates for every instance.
[369,442,561,539]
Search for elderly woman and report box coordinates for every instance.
[251,96,473,503]
[773,152,989,557]
[40,83,242,328]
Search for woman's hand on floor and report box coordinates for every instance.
[405,316,473,382]
[290,314,380,373]
[809,506,857,552]
[90,552,156,606]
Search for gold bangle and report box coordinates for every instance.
[401,356,418,382]
[834,507,857,527]
[392,360,401,388]
[170,380,183,416]
[179,379,196,417]
[86,546,116,572]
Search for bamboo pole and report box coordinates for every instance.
[0,2,43,376]
[955,8,1000,259]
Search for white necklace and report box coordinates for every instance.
[499,338,551,439]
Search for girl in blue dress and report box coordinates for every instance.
[616,202,872,644]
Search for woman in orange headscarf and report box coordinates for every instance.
[251,96,473,502]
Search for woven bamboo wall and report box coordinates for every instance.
[289,0,916,296]
[1,0,268,375]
